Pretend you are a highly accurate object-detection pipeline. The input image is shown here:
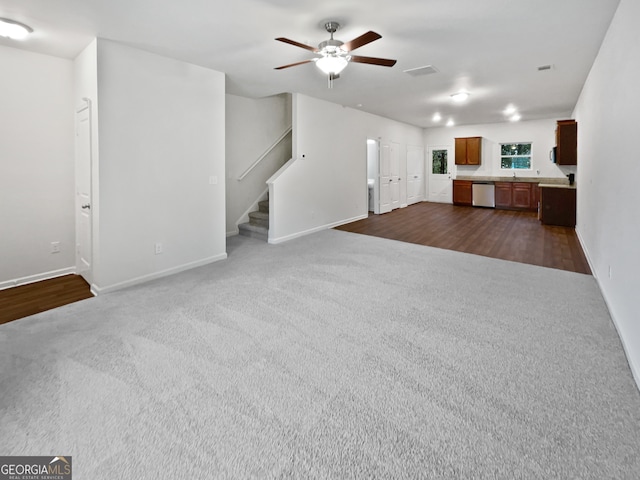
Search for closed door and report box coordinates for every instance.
[379,144,392,214]
[428,146,452,203]
[76,102,92,284]
[406,145,425,205]
[390,142,400,210]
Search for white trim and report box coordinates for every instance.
[575,226,640,391]
[266,157,295,185]
[0,267,76,291]
[268,214,367,244]
[90,253,227,296]
[226,229,239,237]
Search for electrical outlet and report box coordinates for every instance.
[51,241,60,253]
[608,265,612,279]
[155,243,163,255]
[209,176,218,185]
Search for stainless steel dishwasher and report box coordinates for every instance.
[472,182,495,208]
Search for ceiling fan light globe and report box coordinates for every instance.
[316,55,348,75]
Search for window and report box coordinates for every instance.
[501,143,531,170]
[432,149,448,174]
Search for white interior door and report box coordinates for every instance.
[390,142,400,210]
[428,146,453,203]
[76,101,93,284]
[406,145,425,205]
[379,144,392,214]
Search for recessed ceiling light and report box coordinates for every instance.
[450,92,470,103]
[0,18,33,40]
[510,114,521,122]
[446,119,455,127]
[432,112,442,122]
[504,105,517,115]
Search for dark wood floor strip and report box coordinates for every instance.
[335,202,591,275]
[0,275,93,325]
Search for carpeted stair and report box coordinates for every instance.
[238,198,269,241]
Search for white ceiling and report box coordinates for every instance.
[0,0,620,128]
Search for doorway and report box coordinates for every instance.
[427,146,453,203]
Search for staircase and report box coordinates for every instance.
[238,198,269,241]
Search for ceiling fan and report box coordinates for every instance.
[275,21,397,88]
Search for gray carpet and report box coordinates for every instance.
[1,229,639,479]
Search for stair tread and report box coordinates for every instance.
[249,211,269,220]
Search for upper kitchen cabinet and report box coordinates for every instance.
[555,120,577,165]
[455,137,482,165]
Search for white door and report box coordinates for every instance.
[406,145,425,205]
[390,142,401,210]
[428,146,453,203]
[379,144,392,214]
[76,102,93,284]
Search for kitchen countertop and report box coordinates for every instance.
[538,183,577,189]
[456,175,570,185]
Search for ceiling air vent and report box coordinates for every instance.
[537,64,553,71]
[403,65,439,77]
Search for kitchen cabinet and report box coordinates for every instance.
[540,186,576,227]
[512,183,532,209]
[455,137,482,165]
[556,120,577,165]
[453,180,473,206]
[495,182,512,208]
[495,182,539,211]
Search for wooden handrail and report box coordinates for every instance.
[237,126,292,181]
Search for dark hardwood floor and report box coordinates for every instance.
[335,202,591,275]
[0,274,93,325]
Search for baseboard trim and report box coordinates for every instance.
[91,253,228,296]
[575,226,640,392]
[268,214,368,244]
[0,267,76,291]
[226,229,239,237]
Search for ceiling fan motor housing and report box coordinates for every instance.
[318,38,345,55]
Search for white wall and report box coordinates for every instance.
[572,0,640,384]
[268,93,424,243]
[94,40,226,292]
[225,93,291,235]
[0,46,75,288]
[424,118,573,183]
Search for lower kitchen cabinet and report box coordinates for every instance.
[540,186,576,227]
[453,180,473,206]
[495,182,512,208]
[495,182,539,211]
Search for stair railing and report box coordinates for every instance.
[237,126,292,181]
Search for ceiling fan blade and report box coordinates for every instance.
[341,31,382,52]
[275,37,319,52]
[350,55,397,67]
[274,59,314,70]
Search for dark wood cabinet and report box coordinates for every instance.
[495,182,539,211]
[540,187,576,227]
[455,137,482,165]
[556,120,577,165]
[512,183,532,209]
[495,182,512,208]
[453,180,473,206]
